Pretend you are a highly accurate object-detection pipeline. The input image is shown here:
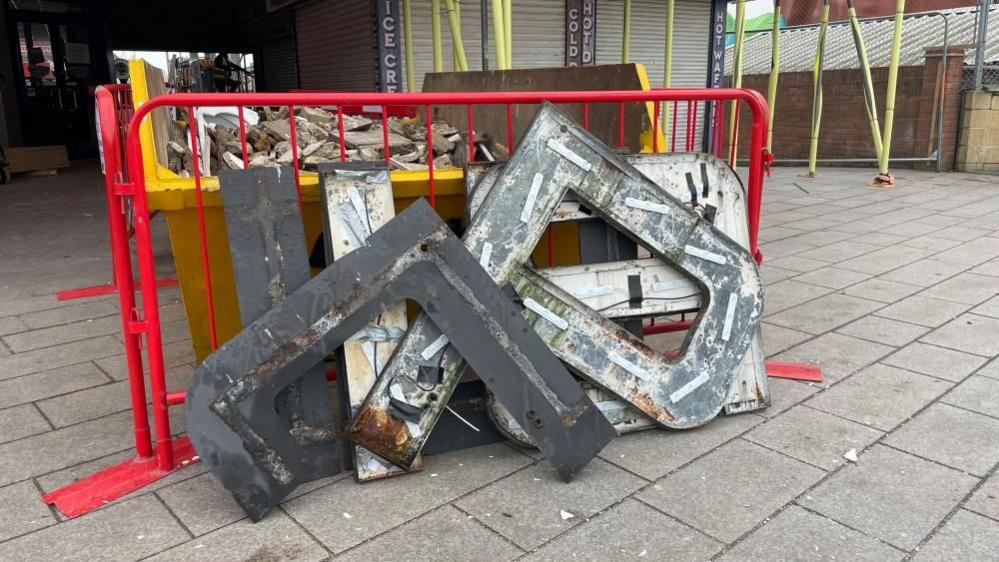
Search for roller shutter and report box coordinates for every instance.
[259,36,299,91]
[296,0,376,91]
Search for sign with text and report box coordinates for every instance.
[565,0,597,66]
[376,0,402,92]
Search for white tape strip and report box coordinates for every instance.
[722,293,737,342]
[479,241,493,268]
[686,246,727,265]
[625,197,671,215]
[547,139,592,171]
[670,372,710,403]
[405,420,423,438]
[336,206,368,249]
[523,298,569,331]
[420,334,450,361]
[651,278,689,293]
[346,186,371,236]
[570,285,615,299]
[389,384,406,402]
[520,173,544,223]
[608,351,649,380]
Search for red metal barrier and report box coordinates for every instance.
[44,87,773,518]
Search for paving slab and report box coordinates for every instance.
[598,413,762,480]
[786,230,858,246]
[759,378,822,418]
[0,480,57,542]
[334,505,522,562]
[2,298,117,325]
[761,323,813,355]
[759,265,797,285]
[900,236,963,252]
[795,241,884,264]
[94,339,195,381]
[807,363,953,431]
[941,375,999,418]
[882,342,988,382]
[928,225,993,242]
[762,279,833,314]
[884,403,999,476]
[157,472,246,537]
[801,445,978,551]
[0,335,121,381]
[836,246,936,276]
[981,359,999,380]
[524,499,721,562]
[970,259,999,277]
[718,505,904,561]
[964,473,999,521]
[768,293,885,335]
[0,494,189,561]
[971,295,999,319]
[842,278,923,304]
[921,314,999,357]
[854,232,909,247]
[771,333,895,382]
[920,273,999,306]
[879,259,970,288]
[913,509,999,562]
[0,404,52,446]
[836,316,930,347]
[283,443,532,554]
[874,295,971,328]
[454,458,645,550]
[745,406,883,470]
[0,362,109,409]
[2,315,121,353]
[793,267,872,290]
[934,238,999,267]
[636,439,824,543]
[764,255,832,273]
[0,316,27,337]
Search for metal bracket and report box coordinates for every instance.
[186,200,615,520]
[219,167,340,482]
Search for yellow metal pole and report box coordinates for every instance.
[807,0,830,178]
[663,0,675,137]
[766,0,781,152]
[848,0,884,160]
[878,0,906,182]
[727,0,746,165]
[403,0,415,90]
[445,0,468,71]
[504,0,512,68]
[491,0,507,69]
[431,0,444,72]
[622,0,632,63]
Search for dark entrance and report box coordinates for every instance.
[6,1,109,158]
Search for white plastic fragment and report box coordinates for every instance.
[685,245,727,265]
[547,138,592,171]
[480,241,493,268]
[844,448,859,463]
[624,197,671,215]
[445,405,481,432]
[342,512,352,519]
[346,185,370,234]
[520,172,544,223]
[670,372,710,403]
[523,298,569,330]
[420,334,450,360]
[570,285,615,299]
[721,294,737,342]
[560,509,575,521]
[608,351,649,380]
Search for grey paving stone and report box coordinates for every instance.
[760,237,819,259]
[929,225,993,242]
[0,494,189,561]
[0,316,26,337]
[761,323,813,354]
[455,458,644,550]
[283,443,531,554]
[879,259,970,288]
[971,259,999,277]
[759,265,797,285]
[334,505,521,562]
[0,362,109,410]
[759,225,808,243]
[920,273,999,306]
[965,473,999,521]
[801,445,978,551]
[981,359,999,380]
[900,236,963,252]
[934,237,999,267]
[971,295,999,319]
[765,255,832,273]
[636,439,824,543]
[759,378,822,418]
[836,316,930,347]
[148,510,327,562]
[525,499,721,562]
[884,403,999,476]
[2,298,116,326]
[157,472,245,537]
[913,509,999,562]
[0,480,57,542]
[882,342,988,382]
[874,295,971,328]
[767,293,885,335]
[921,314,999,357]
[762,280,833,315]
[95,339,195,381]
[837,246,936,276]
[745,406,884,470]
[598,413,762,480]
[795,241,884,264]
[38,363,193,428]
[786,230,858,247]
[0,335,121,381]
[793,267,872,290]
[2,315,121,353]
[0,404,51,445]
[806,363,952,431]
[941,375,999,418]
[718,506,904,562]
[856,232,910,247]
[772,333,895,382]
[843,278,923,304]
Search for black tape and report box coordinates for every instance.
[703,204,718,225]
[684,172,699,206]
[700,162,710,198]
[417,365,443,386]
[628,274,643,309]
[389,396,425,423]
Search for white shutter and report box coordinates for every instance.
[406,0,488,91]
[296,0,376,91]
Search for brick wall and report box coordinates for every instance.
[725,47,965,169]
[956,91,999,174]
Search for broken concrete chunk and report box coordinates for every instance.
[297,106,334,125]
[222,152,245,170]
[261,120,292,142]
[339,114,373,132]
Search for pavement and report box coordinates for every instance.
[0,161,998,561]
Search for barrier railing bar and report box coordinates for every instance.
[670,101,678,152]
[426,104,436,207]
[186,107,219,355]
[238,106,249,168]
[287,106,303,208]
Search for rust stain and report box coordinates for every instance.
[630,391,676,423]
[347,406,416,467]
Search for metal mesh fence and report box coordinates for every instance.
[960,1,998,91]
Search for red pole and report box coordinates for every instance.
[287,106,302,208]
[467,104,475,162]
[670,101,679,152]
[582,102,590,131]
[506,103,514,151]
[426,105,435,207]
[652,100,660,153]
[237,105,249,168]
[381,105,391,169]
[187,107,218,352]
[337,105,348,162]
[617,102,625,148]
